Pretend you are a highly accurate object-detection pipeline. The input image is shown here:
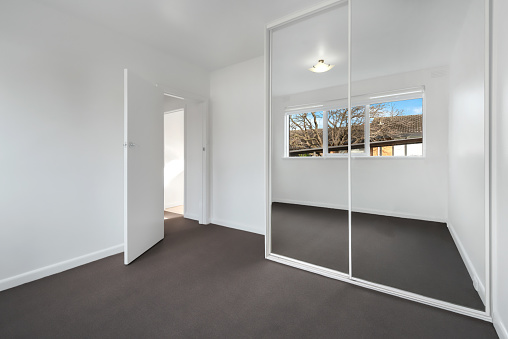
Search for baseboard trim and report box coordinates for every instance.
[274,198,347,211]
[447,222,486,305]
[184,212,200,221]
[211,217,264,235]
[273,199,446,223]
[0,244,124,292]
[494,317,508,339]
[164,203,184,209]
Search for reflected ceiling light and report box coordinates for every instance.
[308,60,334,73]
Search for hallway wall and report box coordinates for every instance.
[164,110,185,209]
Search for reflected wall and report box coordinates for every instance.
[350,0,486,310]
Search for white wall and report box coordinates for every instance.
[447,0,487,303]
[492,0,508,337]
[164,96,185,112]
[164,110,185,209]
[0,0,209,290]
[209,57,266,234]
[272,68,449,222]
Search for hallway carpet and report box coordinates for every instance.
[0,215,498,338]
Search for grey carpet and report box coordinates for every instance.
[272,203,349,272]
[271,202,485,310]
[0,215,497,338]
[164,210,182,220]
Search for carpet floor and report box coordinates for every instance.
[0,215,497,338]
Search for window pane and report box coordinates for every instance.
[407,143,423,156]
[369,98,423,157]
[328,106,365,154]
[381,146,393,156]
[393,145,405,156]
[288,112,324,157]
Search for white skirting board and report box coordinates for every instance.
[272,198,447,223]
[0,244,124,292]
[494,317,508,339]
[184,213,200,223]
[164,202,184,209]
[447,222,486,305]
[210,217,264,235]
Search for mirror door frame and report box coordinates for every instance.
[264,0,492,322]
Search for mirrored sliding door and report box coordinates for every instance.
[350,0,487,310]
[270,2,350,273]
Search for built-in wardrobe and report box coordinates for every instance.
[266,0,490,320]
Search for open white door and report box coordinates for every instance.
[124,69,164,265]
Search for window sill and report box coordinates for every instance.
[282,155,426,159]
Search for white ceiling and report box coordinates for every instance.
[38,0,479,89]
[38,0,323,71]
[272,3,349,97]
[272,0,477,97]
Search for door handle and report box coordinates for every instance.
[129,142,136,148]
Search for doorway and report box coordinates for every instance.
[124,68,210,264]
[163,102,185,220]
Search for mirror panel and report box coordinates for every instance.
[350,0,486,310]
[270,3,350,273]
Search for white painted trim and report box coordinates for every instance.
[164,108,184,115]
[164,202,184,209]
[211,218,264,235]
[159,84,207,103]
[273,199,346,210]
[273,199,447,223]
[484,0,492,318]
[123,69,129,265]
[265,26,273,258]
[494,317,508,339]
[0,244,124,292]
[267,254,492,322]
[448,222,486,305]
[183,103,189,219]
[201,100,211,225]
[267,0,347,29]
[184,212,200,221]
[491,0,504,336]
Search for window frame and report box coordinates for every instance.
[284,87,426,159]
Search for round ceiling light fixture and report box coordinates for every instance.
[308,59,334,73]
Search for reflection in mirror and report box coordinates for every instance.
[350,0,486,310]
[270,3,349,273]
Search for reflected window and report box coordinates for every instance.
[369,98,423,157]
[328,106,366,154]
[285,91,424,158]
[288,111,324,157]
